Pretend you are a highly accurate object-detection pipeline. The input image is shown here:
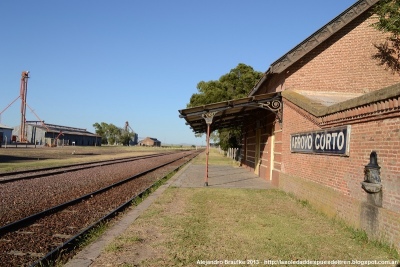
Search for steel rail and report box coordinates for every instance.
[0,151,183,183]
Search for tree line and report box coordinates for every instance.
[92,122,135,146]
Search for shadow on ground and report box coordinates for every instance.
[0,155,50,163]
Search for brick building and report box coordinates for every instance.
[180,0,400,251]
[138,137,161,147]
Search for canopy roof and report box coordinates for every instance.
[179,92,281,134]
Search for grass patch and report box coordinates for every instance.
[105,242,125,253]
[284,192,400,260]
[338,220,399,259]
[101,188,399,266]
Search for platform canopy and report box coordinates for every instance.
[178,92,282,134]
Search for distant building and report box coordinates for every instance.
[0,124,13,146]
[13,121,101,146]
[138,137,161,147]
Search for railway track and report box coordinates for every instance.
[0,151,180,183]
[0,149,202,267]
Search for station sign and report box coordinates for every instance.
[290,125,351,156]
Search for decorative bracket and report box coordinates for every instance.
[202,111,217,125]
[258,98,283,125]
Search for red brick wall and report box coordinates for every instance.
[279,101,400,250]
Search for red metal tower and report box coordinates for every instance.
[19,71,29,142]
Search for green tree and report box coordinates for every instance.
[372,0,400,72]
[188,63,263,108]
[218,128,242,150]
[120,128,136,146]
[119,132,132,146]
[107,123,121,145]
[93,122,109,145]
[187,63,263,150]
[93,122,127,145]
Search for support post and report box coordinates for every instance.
[205,122,210,186]
[202,112,217,187]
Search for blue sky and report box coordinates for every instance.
[0,0,356,145]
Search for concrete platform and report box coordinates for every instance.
[172,164,273,189]
[65,161,272,267]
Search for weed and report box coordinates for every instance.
[105,243,124,253]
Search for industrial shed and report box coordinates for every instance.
[180,0,400,251]
[138,137,161,147]
[0,123,13,146]
[13,121,101,146]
